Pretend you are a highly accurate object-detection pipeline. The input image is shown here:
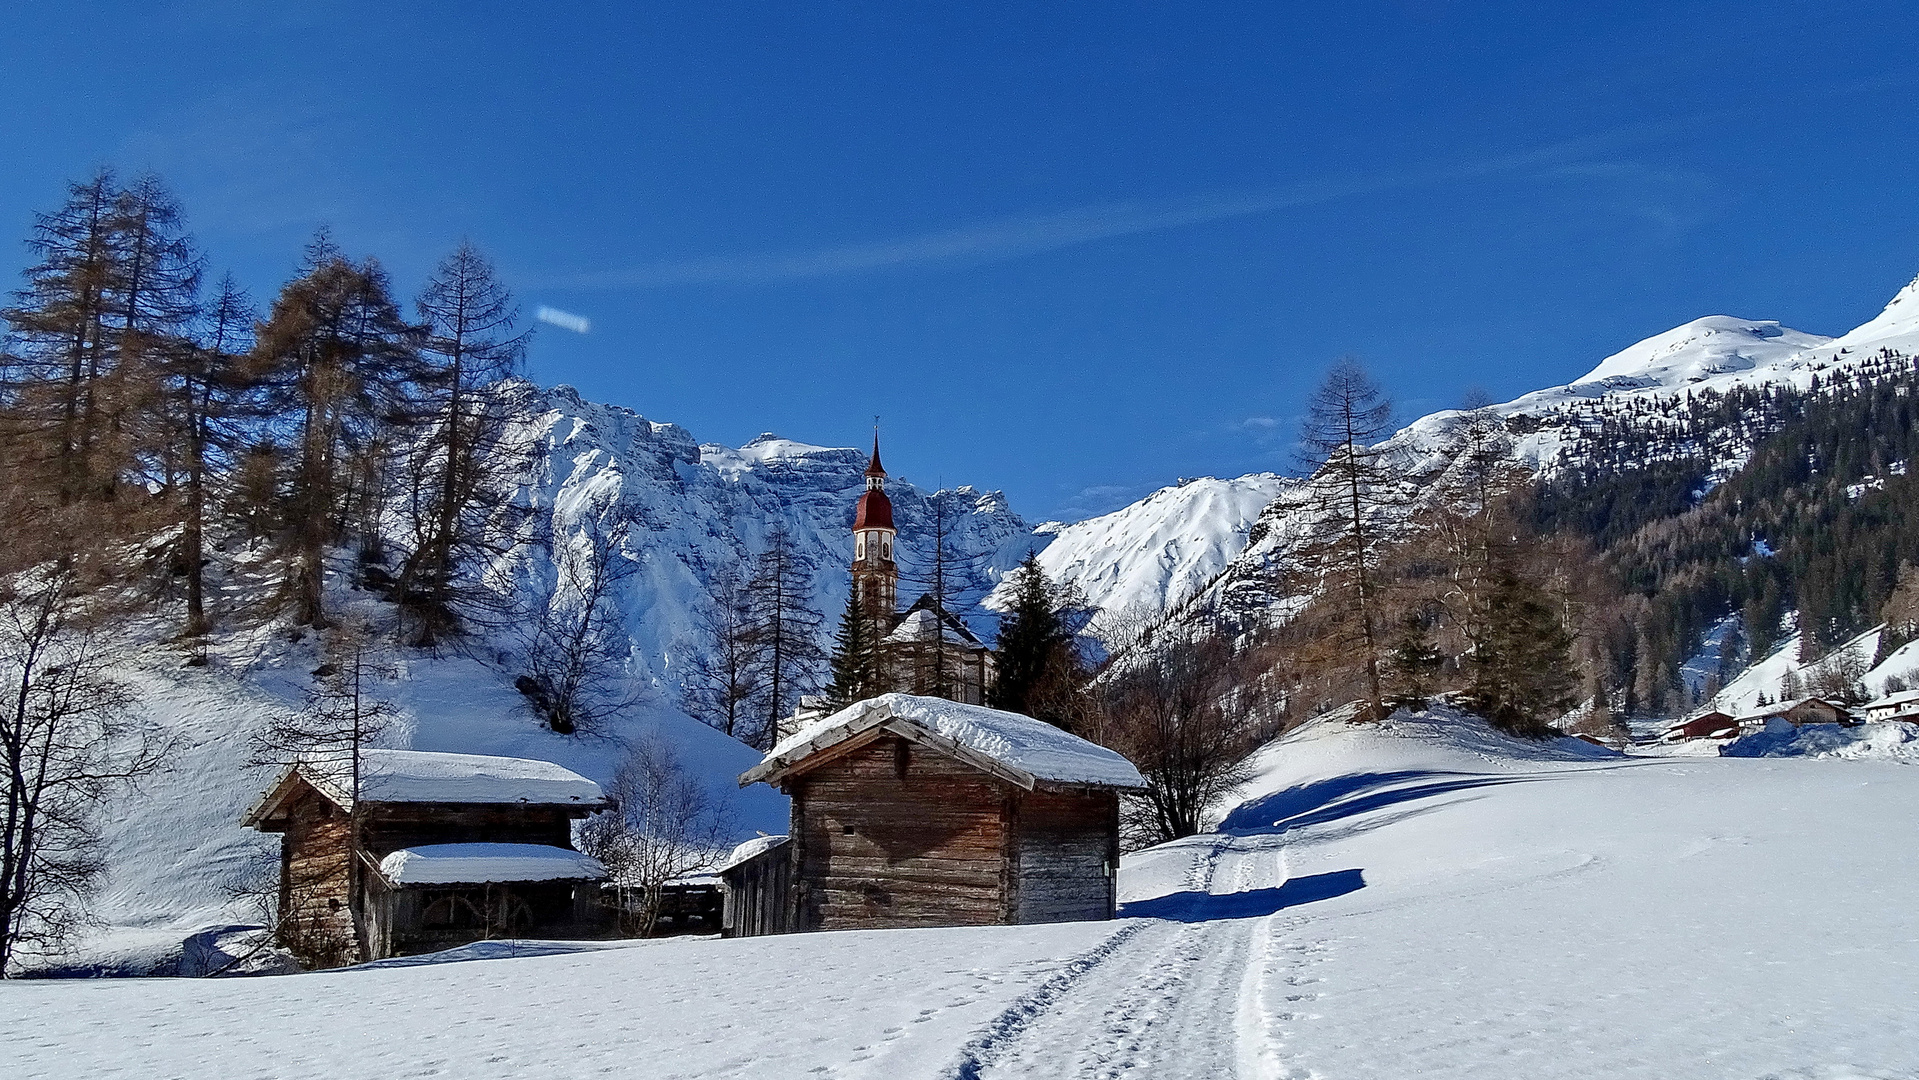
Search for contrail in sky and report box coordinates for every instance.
[543,114,1711,290]
[536,306,591,333]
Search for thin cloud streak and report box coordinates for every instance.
[548,115,1712,290]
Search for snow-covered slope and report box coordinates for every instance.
[1160,270,1919,632]
[1704,620,1919,717]
[494,381,1034,682]
[1570,316,1831,386]
[984,473,1290,624]
[17,703,1919,1079]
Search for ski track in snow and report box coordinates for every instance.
[12,709,1919,1080]
[951,833,1296,1080]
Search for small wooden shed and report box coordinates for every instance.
[242,749,612,966]
[1664,711,1739,741]
[734,693,1148,934]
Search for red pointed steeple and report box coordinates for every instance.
[852,426,898,613]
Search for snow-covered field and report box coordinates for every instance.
[9,707,1918,1079]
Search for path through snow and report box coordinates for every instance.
[8,710,1919,1079]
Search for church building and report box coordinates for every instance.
[852,437,995,705]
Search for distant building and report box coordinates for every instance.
[1862,689,1919,723]
[1735,697,1854,732]
[850,436,995,706]
[1663,711,1740,741]
[242,749,611,966]
[732,694,1147,934]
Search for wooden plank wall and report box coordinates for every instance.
[720,838,793,937]
[1015,788,1119,923]
[796,735,1009,930]
[278,789,356,967]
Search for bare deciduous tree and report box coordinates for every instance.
[394,242,530,646]
[0,571,162,976]
[576,733,733,938]
[747,523,824,746]
[1295,357,1401,708]
[1097,631,1261,846]
[251,232,423,628]
[519,514,637,736]
[681,564,763,744]
[247,619,397,967]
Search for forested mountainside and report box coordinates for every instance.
[1580,366,1919,675]
[1053,274,1919,725]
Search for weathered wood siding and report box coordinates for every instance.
[1014,788,1119,923]
[277,788,356,967]
[794,735,1010,930]
[720,838,794,937]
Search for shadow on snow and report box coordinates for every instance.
[1120,868,1368,922]
[1217,770,1565,835]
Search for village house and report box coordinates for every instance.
[1734,696,1855,732]
[1662,710,1740,741]
[242,748,612,966]
[1861,688,1919,722]
[728,693,1148,935]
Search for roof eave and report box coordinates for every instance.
[739,699,892,787]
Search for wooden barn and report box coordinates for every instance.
[1663,711,1739,741]
[1736,697,1855,731]
[242,749,612,966]
[732,693,1148,934]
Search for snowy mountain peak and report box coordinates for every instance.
[1829,270,1919,349]
[1571,316,1832,389]
[702,434,866,474]
[990,473,1293,622]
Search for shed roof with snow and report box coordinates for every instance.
[243,748,609,827]
[741,693,1148,792]
[376,843,607,886]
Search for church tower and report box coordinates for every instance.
[852,434,898,615]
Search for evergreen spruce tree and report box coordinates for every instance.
[990,552,1079,724]
[1469,572,1577,737]
[1383,610,1442,708]
[826,587,881,708]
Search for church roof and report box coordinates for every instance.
[886,596,986,649]
[864,434,886,478]
[853,488,894,531]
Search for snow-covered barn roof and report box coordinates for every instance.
[377,843,607,886]
[741,693,1148,792]
[243,749,609,827]
[1867,689,1919,711]
[1733,697,1849,725]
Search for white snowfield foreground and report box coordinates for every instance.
[9,709,1919,1080]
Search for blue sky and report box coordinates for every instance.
[5,2,1918,520]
